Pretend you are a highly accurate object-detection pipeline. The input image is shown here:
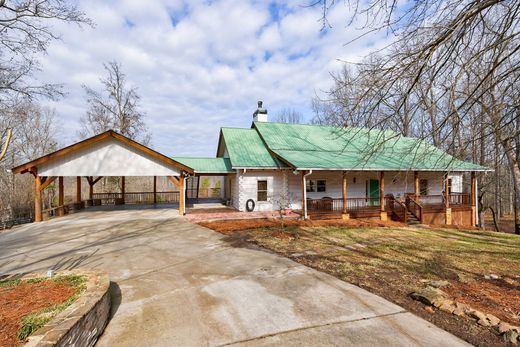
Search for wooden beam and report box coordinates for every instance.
[76,176,81,203]
[39,176,56,191]
[121,176,126,204]
[34,175,42,222]
[168,176,180,187]
[153,176,157,204]
[301,171,306,219]
[179,174,185,215]
[414,171,419,199]
[92,176,103,185]
[342,172,347,214]
[444,174,450,208]
[58,176,64,206]
[89,178,94,200]
[379,171,385,211]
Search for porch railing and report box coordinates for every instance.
[307,197,380,213]
[405,195,422,222]
[386,196,407,222]
[92,192,180,205]
[414,193,470,207]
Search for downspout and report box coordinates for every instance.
[303,170,312,219]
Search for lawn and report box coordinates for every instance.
[202,220,520,347]
[0,275,86,346]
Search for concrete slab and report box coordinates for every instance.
[0,209,470,347]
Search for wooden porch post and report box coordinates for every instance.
[471,171,476,226]
[301,171,306,219]
[58,176,64,206]
[342,172,349,219]
[379,171,387,221]
[76,176,81,203]
[121,176,126,204]
[153,176,157,204]
[34,174,42,222]
[445,173,451,225]
[179,174,185,215]
[414,171,419,199]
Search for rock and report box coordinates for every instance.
[453,307,465,316]
[502,330,518,344]
[439,301,456,313]
[484,274,500,280]
[411,286,448,307]
[468,309,487,321]
[424,306,434,313]
[498,322,513,334]
[430,280,450,288]
[486,314,500,326]
[478,318,491,327]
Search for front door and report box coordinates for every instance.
[369,179,379,206]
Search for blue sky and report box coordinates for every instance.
[37,0,389,156]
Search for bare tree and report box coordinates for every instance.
[274,108,304,124]
[0,0,91,103]
[0,127,11,161]
[80,61,151,144]
[313,0,520,233]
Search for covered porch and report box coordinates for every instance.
[301,170,477,226]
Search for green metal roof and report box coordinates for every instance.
[253,122,488,171]
[219,127,286,168]
[173,157,233,173]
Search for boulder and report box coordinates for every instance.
[439,301,456,314]
[411,286,448,307]
[484,274,500,280]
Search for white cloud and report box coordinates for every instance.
[35,0,390,156]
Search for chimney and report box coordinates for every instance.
[253,100,268,122]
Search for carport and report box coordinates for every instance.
[11,130,193,222]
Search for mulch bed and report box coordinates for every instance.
[0,280,78,346]
[444,278,520,326]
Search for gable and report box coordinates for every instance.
[37,137,181,177]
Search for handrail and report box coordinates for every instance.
[405,195,423,223]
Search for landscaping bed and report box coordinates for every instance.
[0,274,86,346]
[203,221,520,347]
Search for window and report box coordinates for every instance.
[306,179,326,192]
[419,179,428,195]
[257,180,267,201]
[448,178,453,194]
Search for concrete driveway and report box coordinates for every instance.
[0,208,469,347]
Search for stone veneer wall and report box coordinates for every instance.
[25,270,111,347]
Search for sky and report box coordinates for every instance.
[37,0,390,157]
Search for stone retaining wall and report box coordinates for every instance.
[25,270,111,347]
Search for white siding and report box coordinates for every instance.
[232,169,465,212]
[37,138,180,177]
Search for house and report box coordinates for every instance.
[174,102,488,226]
[12,102,488,227]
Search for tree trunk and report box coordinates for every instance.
[503,143,520,235]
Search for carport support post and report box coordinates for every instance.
[76,176,81,203]
[121,176,126,204]
[58,176,64,206]
[379,171,387,221]
[153,176,157,204]
[179,174,185,215]
[34,174,43,222]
